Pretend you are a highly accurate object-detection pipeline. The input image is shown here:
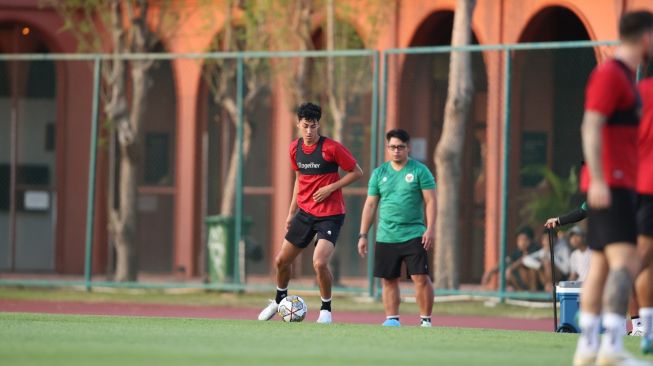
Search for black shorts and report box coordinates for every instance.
[586,188,638,251]
[374,237,430,279]
[637,194,653,237]
[284,210,345,248]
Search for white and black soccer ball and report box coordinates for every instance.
[277,295,308,322]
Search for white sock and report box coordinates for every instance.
[601,313,626,353]
[386,315,400,320]
[577,312,601,354]
[641,307,653,340]
[632,316,642,331]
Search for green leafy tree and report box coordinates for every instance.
[521,165,580,226]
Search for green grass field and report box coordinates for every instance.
[1,312,650,366]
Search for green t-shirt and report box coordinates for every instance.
[368,159,436,243]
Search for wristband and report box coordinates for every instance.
[358,233,368,239]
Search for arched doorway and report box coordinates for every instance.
[510,7,594,237]
[0,24,57,271]
[398,11,489,283]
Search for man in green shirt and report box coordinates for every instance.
[357,129,436,327]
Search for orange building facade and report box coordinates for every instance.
[0,0,649,284]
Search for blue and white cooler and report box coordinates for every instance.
[556,280,582,333]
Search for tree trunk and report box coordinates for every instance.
[287,0,313,102]
[219,97,253,216]
[111,62,152,282]
[106,0,156,282]
[114,146,138,281]
[433,0,476,289]
[326,0,344,142]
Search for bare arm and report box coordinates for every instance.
[313,164,364,203]
[357,195,379,258]
[286,172,300,230]
[569,271,579,281]
[581,110,610,208]
[421,188,436,250]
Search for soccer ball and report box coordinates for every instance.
[277,295,308,322]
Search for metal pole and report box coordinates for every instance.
[374,52,390,299]
[234,56,244,285]
[367,51,380,298]
[379,52,389,162]
[498,48,512,302]
[548,228,558,332]
[8,35,18,271]
[84,57,102,292]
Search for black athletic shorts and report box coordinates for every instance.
[586,188,638,251]
[637,194,653,237]
[284,209,345,248]
[374,237,430,279]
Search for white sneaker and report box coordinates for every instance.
[420,320,432,328]
[257,299,278,321]
[316,310,332,324]
[573,350,597,366]
[629,327,645,337]
[596,349,653,366]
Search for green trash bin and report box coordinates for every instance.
[205,215,251,283]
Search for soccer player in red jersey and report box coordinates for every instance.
[636,75,653,353]
[257,102,363,324]
[573,11,653,366]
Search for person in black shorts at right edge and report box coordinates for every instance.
[573,11,653,366]
[547,201,645,337]
[635,65,653,354]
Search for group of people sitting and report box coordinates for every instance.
[482,225,591,292]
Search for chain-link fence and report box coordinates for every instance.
[0,41,619,300]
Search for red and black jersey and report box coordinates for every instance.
[638,78,653,194]
[581,59,640,191]
[289,136,357,217]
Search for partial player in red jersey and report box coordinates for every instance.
[636,77,653,353]
[573,11,653,366]
[257,102,363,324]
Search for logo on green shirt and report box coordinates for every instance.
[405,173,414,183]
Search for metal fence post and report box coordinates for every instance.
[234,55,245,285]
[498,47,512,302]
[367,51,380,298]
[379,52,389,162]
[84,57,102,292]
[374,51,391,299]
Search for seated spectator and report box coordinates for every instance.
[522,231,572,291]
[568,226,590,282]
[481,226,539,290]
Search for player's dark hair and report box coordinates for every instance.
[619,11,653,41]
[296,102,321,122]
[386,129,410,143]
